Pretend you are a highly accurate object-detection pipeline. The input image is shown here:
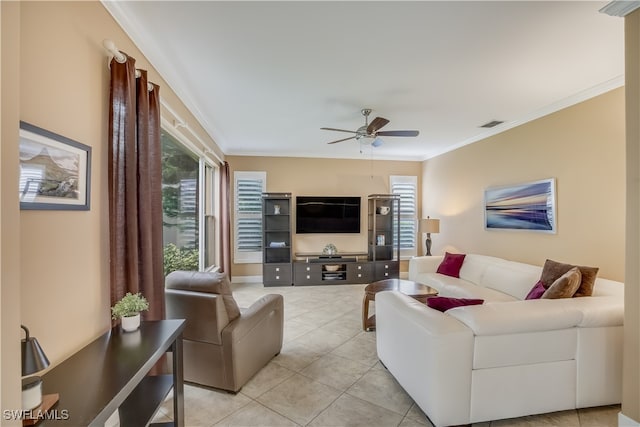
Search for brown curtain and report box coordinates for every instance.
[109,55,164,321]
[220,161,232,279]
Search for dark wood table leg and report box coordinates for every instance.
[172,332,184,427]
[362,293,370,331]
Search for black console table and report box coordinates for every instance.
[39,320,185,426]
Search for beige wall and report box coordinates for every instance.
[1,2,24,422]
[19,0,111,368]
[624,9,640,423]
[227,156,422,278]
[15,0,223,373]
[423,88,625,282]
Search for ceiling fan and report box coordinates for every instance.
[321,108,419,147]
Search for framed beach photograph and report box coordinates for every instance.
[484,178,556,233]
[19,121,91,210]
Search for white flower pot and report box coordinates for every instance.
[121,313,141,332]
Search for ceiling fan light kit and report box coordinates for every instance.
[321,108,419,147]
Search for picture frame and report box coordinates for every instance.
[484,178,556,233]
[19,121,91,211]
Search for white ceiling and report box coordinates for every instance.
[103,1,624,161]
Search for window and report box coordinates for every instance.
[390,175,418,259]
[161,131,200,274]
[202,163,217,269]
[234,171,266,263]
[161,130,219,274]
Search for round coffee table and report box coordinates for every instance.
[362,278,438,331]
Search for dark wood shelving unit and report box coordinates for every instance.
[262,193,292,286]
[368,194,401,280]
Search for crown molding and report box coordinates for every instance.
[423,75,625,161]
[600,1,640,17]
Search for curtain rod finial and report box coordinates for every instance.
[103,39,126,63]
[102,39,116,51]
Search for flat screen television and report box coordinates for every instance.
[296,196,361,234]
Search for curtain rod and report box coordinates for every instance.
[161,99,224,164]
[103,38,223,164]
[103,39,153,91]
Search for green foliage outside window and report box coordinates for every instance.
[163,243,199,276]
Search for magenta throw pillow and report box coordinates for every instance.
[525,280,546,300]
[426,296,484,312]
[436,252,466,278]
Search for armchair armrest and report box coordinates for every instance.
[221,294,284,390]
[224,294,284,343]
[408,255,444,281]
[165,288,229,345]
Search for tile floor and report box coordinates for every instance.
[154,283,620,427]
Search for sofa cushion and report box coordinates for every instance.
[540,259,599,297]
[592,278,624,298]
[441,280,518,302]
[480,262,543,300]
[542,267,582,299]
[427,296,484,312]
[437,252,466,278]
[525,280,546,300]
[414,272,517,302]
[458,254,505,285]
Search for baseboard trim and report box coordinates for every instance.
[620,412,640,426]
[231,275,263,284]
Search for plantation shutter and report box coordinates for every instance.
[390,176,417,257]
[234,172,266,262]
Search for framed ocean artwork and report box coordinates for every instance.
[484,178,556,233]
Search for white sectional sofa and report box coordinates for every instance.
[375,254,624,427]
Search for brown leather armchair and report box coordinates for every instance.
[165,270,284,392]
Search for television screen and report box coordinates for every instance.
[296,196,361,234]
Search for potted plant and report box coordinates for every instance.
[111,292,149,332]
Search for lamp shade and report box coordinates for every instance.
[420,217,440,234]
[21,325,50,376]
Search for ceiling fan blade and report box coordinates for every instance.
[376,130,420,137]
[321,127,358,134]
[327,136,356,144]
[367,117,390,134]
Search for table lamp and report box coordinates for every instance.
[21,325,50,411]
[420,217,440,256]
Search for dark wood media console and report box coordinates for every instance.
[293,252,398,286]
[39,320,185,426]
